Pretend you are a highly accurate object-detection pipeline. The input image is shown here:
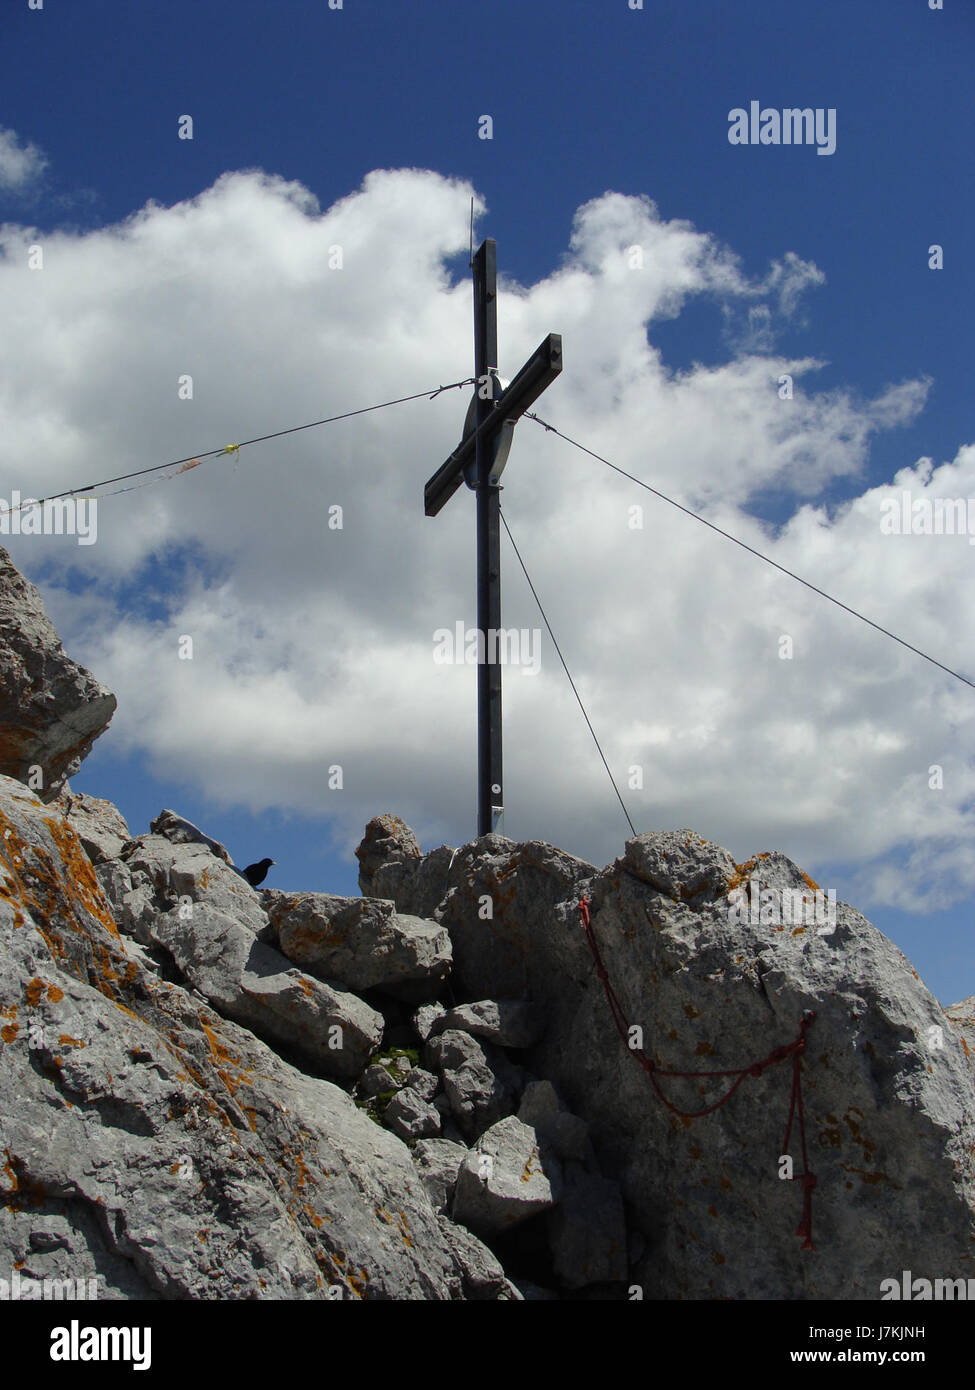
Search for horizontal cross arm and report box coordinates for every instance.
[424,334,562,517]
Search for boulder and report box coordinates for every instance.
[453,1116,563,1236]
[0,546,116,801]
[268,891,451,1000]
[431,999,544,1049]
[403,1067,439,1102]
[424,1029,523,1141]
[355,813,421,896]
[436,1214,520,1300]
[384,1088,442,1142]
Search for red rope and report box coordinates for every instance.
[578,895,818,1250]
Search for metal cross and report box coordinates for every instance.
[425,238,562,837]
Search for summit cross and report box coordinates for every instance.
[424,238,562,837]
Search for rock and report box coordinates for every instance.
[54,785,130,864]
[268,892,451,1000]
[437,837,597,999]
[0,546,116,801]
[621,827,738,902]
[118,833,383,1080]
[413,1003,447,1041]
[362,841,460,919]
[432,828,975,1299]
[411,1139,468,1213]
[453,1116,563,1236]
[517,1080,592,1162]
[404,1067,439,1102]
[424,1029,523,1141]
[432,999,544,1049]
[359,1063,404,1098]
[355,814,421,895]
[437,1214,516,1299]
[384,1088,442,1142]
[148,809,233,864]
[0,775,460,1299]
[546,1167,628,1290]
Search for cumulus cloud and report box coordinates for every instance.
[1,166,968,913]
[0,126,47,192]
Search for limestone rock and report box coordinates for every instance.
[384,1087,442,1142]
[54,785,130,864]
[518,1080,593,1162]
[411,1138,468,1213]
[0,776,459,1299]
[149,809,233,864]
[0,546,116,801]
[432,827,975,1298]
[413,1003,447,1041]
[355,813,421,895]
[404,1066,439,1102]
[424,1029,523,1141]
[269,891,451,1000]
[437,1214,519,1299]
[118,833,383,1080]
[453,1116,563,1236]
[431,999,544,1049]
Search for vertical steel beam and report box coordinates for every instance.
[473,240,503,837]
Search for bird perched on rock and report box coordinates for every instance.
[241,857,275,887]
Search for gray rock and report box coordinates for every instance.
[359,1064,402,1098]
[0,546,116,801]
[432,999,543,1049]
[546,1167,628,1290]
[404,1067,439,1102]
[424,1029,522,1141]
[438,827,975,1299]
[0,776,460,1299]
[436,1214,516,1299]
[269,892,451,1000]
[453,1116,563,1236]
[413,1003,447,1041]
[517,1080,592,1162]
[149,809,233,864]
[118,833,382,1080]
[355,813,421,895]
[54,785,130,863]
[384,1088,442,1142]
[363,841,460,920]
[411,1139,468,1213]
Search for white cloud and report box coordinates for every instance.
[0,126,47,192]
[3,166,969,912]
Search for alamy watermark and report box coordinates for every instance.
[728,101,836,156]
[880,491,975,544]
[881,1270,975,1300]
[728,875,837,934]
[433,623,541,676]
[0,1268,100,1300]
[0,493,97,545]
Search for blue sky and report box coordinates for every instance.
[2,0,973,1005]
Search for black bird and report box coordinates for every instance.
[241,857,275,887]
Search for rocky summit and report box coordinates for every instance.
[0,547,973,1300]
